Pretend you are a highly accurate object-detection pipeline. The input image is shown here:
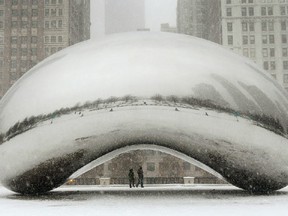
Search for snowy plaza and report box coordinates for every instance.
[1,184,288,216]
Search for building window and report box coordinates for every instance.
[32,0,38,5]
[12,10,18,17]
[270,61,276,70]
[250,35,255,44]
[261,7,266,16]
[242,7,247,16]
[283,48,288,57]
[58,20,62,28]
[281,21,286,31]
[280,6,286,15]
[58,36,62,42]
[263,61,269,70]
[21,21,28,28]
[0,0,3,5]
[11,48,17,56]
[284,61,288,70]
[228,35,233,45]
[45,21,49,28]
[0,10,3,16]
[45,36,49,43]
[51,47,57,53]
[250,48,256,58]
[32,21,38,28]
[243,35,248,45]
[51,20,56,28]
[270,48,275,57]
[248,0,253,3]
[11,21,18,28]
[268,21,274,31]
[11,60,17,68]
[282,35,287,44]
[269,35,274,44]
[11,36,18,44]
[227,22,233,32]
[243,48,249,57]
[58,0,63,4]
[262,48,268,57]
[45,0,49,4]
[31,48,37,56]
[226,0,231,4]
[32,9,38,17]
[242,22,248,31]
[226,8,232,16]
[0,21,3,29]
[249,22,254,31]
[51,9,56,16]
[21,36,27,43]
[21,9,28,16]
[248,7,254,16]
[52,0,56,4]
[268,7,273,16]
[262,21,267,31]
[12,0,18,5]
[147,163,155,172]
[58,9,63,16]
[284,74,288,83]
[242,0,246,3]
[21,48,27,56]
[31,36,38,44]
[51,36,56,42]
[45,9,49,16]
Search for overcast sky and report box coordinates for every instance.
[91,0,177,38]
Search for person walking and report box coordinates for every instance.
[136,166,144,188]
[128,169,135,188]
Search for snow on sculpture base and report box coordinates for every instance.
[0,32,288,194]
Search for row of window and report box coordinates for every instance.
[11,20,39,28]
[45,46,62,55]
[242,47,288,58]
[12,0,38,5]
[11,48,38,56]
[226,6,275,16]
[11,36,38,44]
[11,9,38,17]
[226,0,287,4]
[44,35,63,43]
[45,8,63,16]
[45,20,63,29]
[10,59,38,68]
[227,20,288,33]
[45,0,63,5]
[227,34,288,45]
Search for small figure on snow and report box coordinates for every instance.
[109,108,113,112]
[175,108,179,111]
[128,169,135,188]
[205,112,208,116]
[136,166,144,188]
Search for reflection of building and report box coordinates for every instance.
[161,23,177,33]
[221,0,288,90]
[0,0,90,98]
[177,0,222,44]
[73,150,227,185]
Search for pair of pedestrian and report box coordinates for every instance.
[128,167,144,188]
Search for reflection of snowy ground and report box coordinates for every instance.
[1,185,288,216]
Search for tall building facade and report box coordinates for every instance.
[0,0,90,98]
[221,0,288,89]
[91,0,145,37]
[177,0,222,44]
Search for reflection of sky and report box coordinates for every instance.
[90,0,177,38]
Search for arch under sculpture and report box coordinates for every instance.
[1,32,288,194]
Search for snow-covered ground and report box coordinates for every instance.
[2,184,288,216]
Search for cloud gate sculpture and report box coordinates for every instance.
[1,32,288,194]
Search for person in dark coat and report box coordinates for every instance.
[136,166,144,188]
[128,169,135,188]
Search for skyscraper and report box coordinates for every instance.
[91,0,145,37]
[177,0,222,44]
[0,0,90,98]
[221,0,288,90]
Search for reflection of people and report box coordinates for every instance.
[136,166,144,188]
[128,169,135,188]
